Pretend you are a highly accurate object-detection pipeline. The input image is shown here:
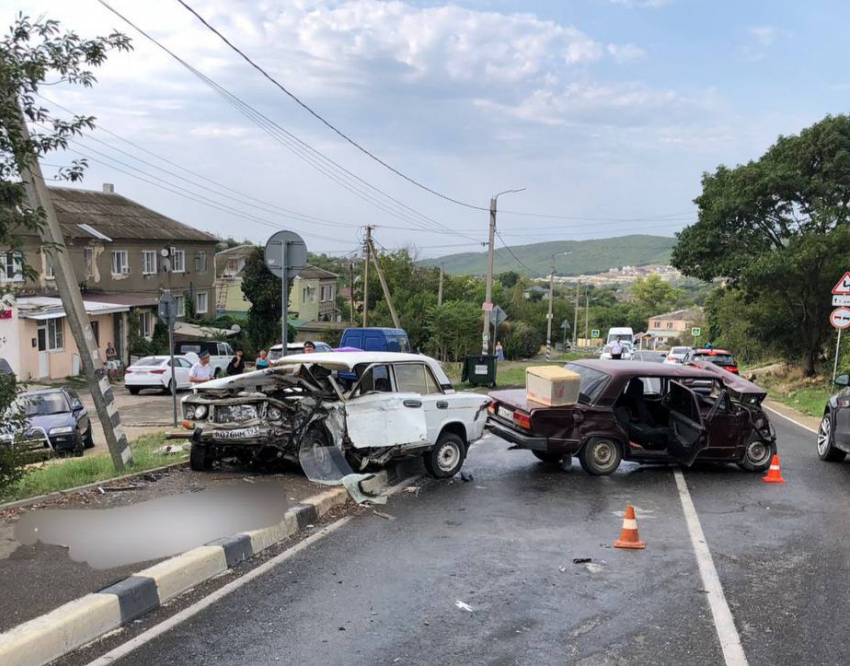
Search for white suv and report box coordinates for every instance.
[173,341,236,378]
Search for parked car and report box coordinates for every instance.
[816,373,850,462]
[1,388,93,455]
[0,358,13,377]
[684,348,739,374]
[173,340,235,378]
[664,346,691,364]
[180,351,489,478]
[268,341,333,362]
[486,359,776,476]
[125,355,195,395]
[339,327,411,353]
[600,341,634,360]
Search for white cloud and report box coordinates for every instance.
[607,43,647,62]
[740,25,791,61]
[608,0,675,8]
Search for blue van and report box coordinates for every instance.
[340,327,412,353]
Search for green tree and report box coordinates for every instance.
[241,247,295,350]
[427,301,481,361]
[673,115,850,375]
[631,275,680,315]
[496,271,521,289]
[502,321,543,360]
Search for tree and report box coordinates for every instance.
[427,301,481,361]
[503,321,543,360]
[631,275,680,316]
[496,271,521,289]
[241,247,295,350]
[673,115,850,375]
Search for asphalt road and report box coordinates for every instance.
[63,412,843,666]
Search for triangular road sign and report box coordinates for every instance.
[832,272,850,295]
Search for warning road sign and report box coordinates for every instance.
[832,272,850,295]
[830,307,850,330]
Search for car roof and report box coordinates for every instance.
[20,388,67,397]
[273,351,427,369]
[571,359,717,379]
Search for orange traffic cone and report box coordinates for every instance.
[762,455,786,484]
[614,505,646,550]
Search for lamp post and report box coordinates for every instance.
[546,251,572,361]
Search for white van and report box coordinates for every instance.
[606,327,634,345]
[173,340,235,378]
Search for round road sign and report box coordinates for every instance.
[830,307,850,330]
[264,231,308,279]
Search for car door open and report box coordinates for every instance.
[665,380,708,466]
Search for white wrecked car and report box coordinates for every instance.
[181,352,490,478]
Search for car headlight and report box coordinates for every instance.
[268,406,282,421]
[193,404,208,419]
[49,426,74,435]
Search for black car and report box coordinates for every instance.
[817,374,850,461]
[14,388,93,455]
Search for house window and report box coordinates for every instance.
[37,318,64,352]
[46,259,56,279]
[111,251,129,276]
[139,311,153,339]
[666,322,673,330]
[84,248,94,279]
[1,251,23,283]
[172,250,185,273]
[321,285,335,302]
[142,251,157,275]
[175,295,186,317]
[652,321,660,328]
[302,287,309,303]
[195,251,207,273]
[196,291,208,314]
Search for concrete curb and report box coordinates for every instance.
[0,461,420,666]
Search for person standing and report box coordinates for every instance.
[226,349,246,376]
[255,349,270,369]
[611,337,623,360]
[189,350,215,384]
[495,341,505,362]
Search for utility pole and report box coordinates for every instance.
[546,257,555,362]
[14,101,132,470]
[584,285,589,344]
[348,262,355,323]
[368,237,401,329]
[483,188,525,354]
[573,282,580,348]
[437,263,444,307]
[362,227,370,328]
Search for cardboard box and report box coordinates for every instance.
[526,365,581,406]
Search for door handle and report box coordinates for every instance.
[403,400,422,408]
[436,401,448,410]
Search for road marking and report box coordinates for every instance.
[673,469,748,666]
[763,405,818,434]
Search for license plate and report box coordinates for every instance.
[498,406,513,421]
[217,426,261,440]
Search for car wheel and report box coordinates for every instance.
[73,431,85,457]
[424,432,466,479]
[579,437,622,476]
[737,437,776,472]
[297,425,337,477]
[817,413,846,462]
[189,442,214,471]
[83,427,94,449]
[532,450,563,465]
[162,380,174,395]
[128,387,140,395]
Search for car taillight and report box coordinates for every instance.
[487,401,497,415]
[149,369,167,375]
[513,411,532,429]
[726,367,739,374]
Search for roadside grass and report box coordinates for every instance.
[751,364,833,419]
[448,353,593,393]
[1,432,175,503]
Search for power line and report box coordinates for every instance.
[495,231,535,274]
[170,0,488,212]
[497,210,695,222]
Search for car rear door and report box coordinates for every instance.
[666,380,708,466]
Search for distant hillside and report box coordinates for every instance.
[421,235,676,278]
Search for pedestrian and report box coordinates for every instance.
[189,350,215,384]
[611,336,623,360]
[255,349,270,369]
[495,341,505,361]
[105,342,117,362]
[226,349,245,376]
[303,340,316,354]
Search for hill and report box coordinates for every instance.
[421,235,676,278]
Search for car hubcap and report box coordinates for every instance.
[818,417,831,455]
[437,443,459,472]
[593,441,615,468]
[746,440,770,466]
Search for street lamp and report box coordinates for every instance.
[483,187,526,354]
[546,251,572,361]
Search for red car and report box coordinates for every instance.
[684,348,739,374]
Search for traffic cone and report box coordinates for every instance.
[762,455,786,484]
[614,505,646,550]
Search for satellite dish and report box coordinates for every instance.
[230,324,241,334]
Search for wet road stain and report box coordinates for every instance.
[14,483,293,570]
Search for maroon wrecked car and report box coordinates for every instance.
[486,359,776,476]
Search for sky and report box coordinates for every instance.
[3,0,848,260]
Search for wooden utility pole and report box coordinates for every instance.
[362,227,370,328]
[584,285,589,344]
[437,263,444,307]
[14,101,132,470]
[546,256,555,361]
[348,262,355,323]
[573,282,580,348]
[368,237,401,329]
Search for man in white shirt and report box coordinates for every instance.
[611,337,623,360]
[190,350,215,384]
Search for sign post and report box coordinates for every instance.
[158,292,178,426]
[489,305,508,354]
[830,306,850,382]
[265,231,308,358]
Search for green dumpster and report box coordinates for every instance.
[463,354,498,387]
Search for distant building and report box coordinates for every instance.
[290,266,340,322]
[647,307,703,344]
[214,244,255,317]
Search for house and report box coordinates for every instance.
[290,266,339,322]
[523,285,549,300]
[214,244,255,317]
[0,184,219,379]
[647,307,703,345]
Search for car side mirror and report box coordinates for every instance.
[71,399,84,411]
[835,374,850,387]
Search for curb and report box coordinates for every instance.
[0,460,420,666]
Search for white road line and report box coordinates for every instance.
[763,405,818,434]
[673,469,748,666]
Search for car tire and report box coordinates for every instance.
[162,380,174,395]
[737,437,776,472]
[817,413,846,462]
[73,431,85,457]
[579,437,622,476]
[83,427,94,449]
[532,450,563,465]
[128,387,140,395]
[424,432,466,479]
[297,425,336,476]
[190,442,214,471]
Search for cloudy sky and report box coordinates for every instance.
[4,0,847,258]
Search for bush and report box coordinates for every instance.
[0,373,28,494]
[503,321,543,360]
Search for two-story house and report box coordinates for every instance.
[290,266,339,323]
[214,244,254,317]
[646,307,703,345]
[0,184,219,379]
